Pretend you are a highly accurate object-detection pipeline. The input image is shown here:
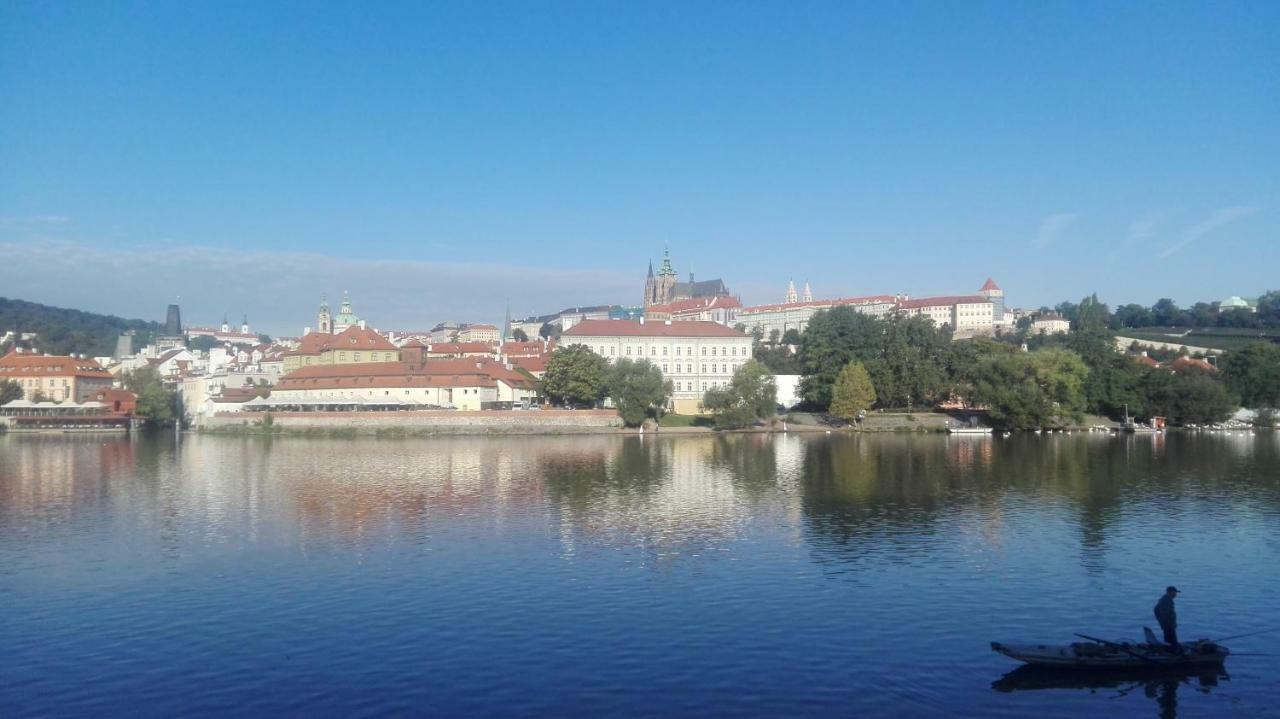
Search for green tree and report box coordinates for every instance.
[703,360,776,429]
[768,328,781,346]
[966,347,1089,430]
[0,379,23,405]
[122,367,176,423]
[781,328,802,346]
[1220,342,1280,408]
[1142,368,1236,425]
[797,306,883,408]
[511,328,530,342]
[539,321,561,340]
[542,345,608,407]
[829,361,876,421]
[31,389,50,403]
[752,344,800,374]
[188,335,218,352]
[607,358,671,427]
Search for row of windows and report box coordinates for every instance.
[659,363,741,375]
[14,378,71,388]
[674,380,729,393]
[582,343,751,358]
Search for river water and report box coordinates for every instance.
[2,431,1277,717]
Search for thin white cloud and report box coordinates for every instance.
[1033,213,1079,249]
[1157,205,1260,259]
[1126,214,1161,246]
[0,240,633,335]
[0,214,72,229]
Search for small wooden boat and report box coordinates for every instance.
[947,426,993,434]
[991,632,1229,669]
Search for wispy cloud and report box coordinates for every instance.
[0,240,633,335]
[1157,205,1260,259]
[1126,214,1161,246]
[1033,213,1079,249]
[0,214,72,230]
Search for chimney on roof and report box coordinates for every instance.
[639,316,645,325]
[665,319,672,325]
[15,347,23,354]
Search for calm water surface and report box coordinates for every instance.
[2,431,1278,718]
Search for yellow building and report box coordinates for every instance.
[283,325,400,373]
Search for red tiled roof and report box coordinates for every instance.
[740,295,897,315]
[897,296,991,310]
[980,277,1001,292]
[1134,354,1161,367]
[465,324,498,331]
[276,358,534,391]
[0,351,113,379]
[511,355,548,373]
[1171,356,1216,373]
[501,341,547,356]
[562,319,748,338]
[288,325,397,355]
[425,342,497,354]
[646,296,743,314]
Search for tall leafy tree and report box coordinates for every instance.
[1220,342,1280,409]
[511,328,529,342]
[0,379,22,405]
[606,358,671,427]
[965,347,1089,430]
[829,362,876,421]
[542,345,608,407]
[797,306,882,408]
[1142,368,1236,425]
[703,360,776,429]
[122,367,175,423]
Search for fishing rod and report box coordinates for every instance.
[1209,627,1280,643]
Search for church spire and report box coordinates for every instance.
[647,259,654,278]
[785,278,798,304]
[802,281,813,303]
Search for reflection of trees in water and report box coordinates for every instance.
[800,433,1280,573]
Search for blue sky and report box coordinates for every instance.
[2,1,1276,335]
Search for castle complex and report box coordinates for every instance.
[643,247,731,307]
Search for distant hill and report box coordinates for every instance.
[0,297,164,357]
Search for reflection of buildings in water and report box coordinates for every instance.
[0,436,137,519]
[552,435,807,563]
[945,434,995,470]
[242,436,620,547]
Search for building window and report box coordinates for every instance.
[626,346,632,355]
[711,347,717,356]
[701,347,707,356]
[701,364,706,373]
[662,347,668,356]
[662,364,668,373]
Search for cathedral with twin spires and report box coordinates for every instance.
[643,246,731,307]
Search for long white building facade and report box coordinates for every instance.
[738,295,899,336]
[561,319,754,415]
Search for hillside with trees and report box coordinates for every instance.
[0,297,164,357]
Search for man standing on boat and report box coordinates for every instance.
[1154,586,1181,653]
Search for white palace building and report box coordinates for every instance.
[561,319,754,415]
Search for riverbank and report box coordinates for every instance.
[202,409,625,436]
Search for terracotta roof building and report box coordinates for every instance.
[272,358,536,411]
[0,349,116,402]
[283,325,400,373]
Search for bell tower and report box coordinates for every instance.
[317,295,332,334]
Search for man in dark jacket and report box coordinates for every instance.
[1154,586,1181,653]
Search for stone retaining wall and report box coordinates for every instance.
[203,409,624,434]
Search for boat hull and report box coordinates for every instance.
[991,640,1228,669]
